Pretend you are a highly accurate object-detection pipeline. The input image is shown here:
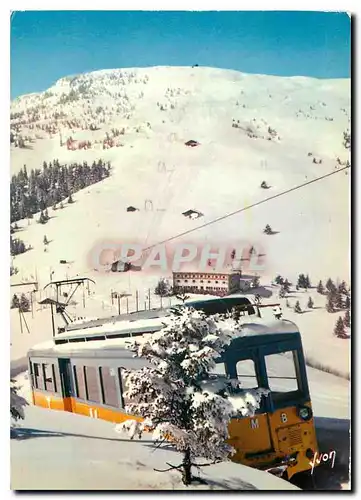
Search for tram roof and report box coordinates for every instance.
[28,317,300,358]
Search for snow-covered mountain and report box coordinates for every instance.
[10,66,351,377]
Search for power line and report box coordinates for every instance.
[143,164,350,252]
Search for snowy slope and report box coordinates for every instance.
[11,375,301,491]
[11,373,350,490]
[11,66,350,284]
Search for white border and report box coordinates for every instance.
[4,5,356,498]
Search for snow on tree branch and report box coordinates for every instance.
[115,307,269,485]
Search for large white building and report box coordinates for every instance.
[172,270,244,296]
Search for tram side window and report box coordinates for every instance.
[236,359,258,389]
[43,363,56,392]
[264,351,299,397]
[33,362,44,390]
[74,365,87,400]
[119,368,131,407]
[85,366,101,403]
[53,363,61,395]
[99,367,120,407]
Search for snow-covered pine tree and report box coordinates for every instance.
[274,275,284,285]
[294,300,302,314]
[10,379,28,422]
[116,308,269,486]
[38,211,48,225]
[334,317,346,338]
[344,309,350,328]
[307,296,314,309]
[338,281,348,295]
[279,286,286,299]
[283,279,291,293]
[326,292,336,313]
[19,293,30,312]
[263,224,273,235]
[335,290,344,310]
[305,275,311,289]
[326,278,337,294]
[297,274,307,289]
[11,294,20,309]
[155,278,171,297]
[317,280,325,294]
[345,295,351,310]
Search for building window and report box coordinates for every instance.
[177,279,180,283]
[208,280,211,284]
[99,367,120,407]
[43,363,56,393]
[85,366,101,403]
[185,279,188,283]
[216,281,219,284]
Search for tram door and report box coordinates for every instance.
[59,358,75,412]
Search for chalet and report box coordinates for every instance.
[182,209,203,219]
[184,140,200,147]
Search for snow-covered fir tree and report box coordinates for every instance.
[307,296,314,309]
[154,278,172,297]
[345,295,351,310]
[334,316,346,338]
[344,309,350,328]
[116,308,269,486]
[294,300,302,314]
[338,280,349,295]
[326,278,337,294]
[317,280,325,294]
[263,224,273,235]
[19,293,30,312]
[274,275,284,285]
[326,292,336,313]
[10,379,28,422]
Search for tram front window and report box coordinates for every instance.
[265,350,301,402]
[236,359,258,389]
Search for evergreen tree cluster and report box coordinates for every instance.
[10,236,28,256]
[325,279,350,314]
[11,293,30,312]
[297,273,311,289]
[10,159,111,222]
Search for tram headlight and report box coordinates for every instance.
[298,406,312,421]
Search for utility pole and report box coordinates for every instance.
[148,288,151,310]
[19,307,23,334]
[117,295,121,315]
[126,298,129,314]
[136,290,139,312]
